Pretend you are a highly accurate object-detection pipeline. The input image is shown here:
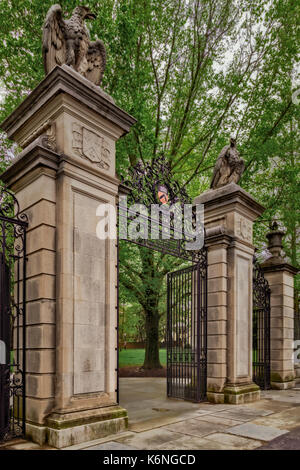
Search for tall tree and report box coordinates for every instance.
[0,0,299,367]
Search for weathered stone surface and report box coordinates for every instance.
[227,422,288,441]
[26,397,55,424]
[204,432,261,449]
[223,383,261,405]
[26,373,55,399]
[263,263,297,390]
[197,182,264,405]
[1,64,135,448]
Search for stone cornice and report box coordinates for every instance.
[204,232,232,247]
[1,136,59,188]
[194,182,265,220]
[261,257,299,276]
[1,65,137,140]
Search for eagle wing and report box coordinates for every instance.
[85,40,107,86]
[42,4,66,75]
[210,145,229,189]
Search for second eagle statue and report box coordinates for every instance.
[42,4,106,86]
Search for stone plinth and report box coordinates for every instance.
[194,183,264,404]
[261,258,298,390]
[1,65,136,447]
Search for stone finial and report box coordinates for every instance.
[266,221,285,259]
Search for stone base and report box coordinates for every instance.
[26,405,128,449]
[223,383,261,404]
[271,380,296,390]
[26,423,47,446]
[207,392,225,404]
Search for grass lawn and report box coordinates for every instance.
[119,348,167,367]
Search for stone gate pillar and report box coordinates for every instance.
[261,228,298,390]
[194,183,264,404]
[1,65,136,447]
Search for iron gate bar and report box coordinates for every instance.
[166,258,207,403]
[252,258,271,390]
[0,187,28,443]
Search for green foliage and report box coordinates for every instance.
[0,0,299,365]
[119,348,166,367]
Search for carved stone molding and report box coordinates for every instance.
[236,214,252,242]
[72,123,111,171]
[22,120,56,151]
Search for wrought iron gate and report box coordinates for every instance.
[252,258,271,390]
[166,254,207,402]
[0,188,27,442]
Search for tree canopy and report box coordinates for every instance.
[0,0,299,365]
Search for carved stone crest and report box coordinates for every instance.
[236,215,252,242]
[72,123,111,171]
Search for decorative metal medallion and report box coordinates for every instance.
[121,154,191,208]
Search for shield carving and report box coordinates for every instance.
[82,128,103,163]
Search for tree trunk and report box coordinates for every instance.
[143,306,162,369]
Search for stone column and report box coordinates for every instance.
[194,183,264,403]
[203,231,230,404]
[261,228,298,390]
[1,65,136,447]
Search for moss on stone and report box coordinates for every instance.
[207,383,224,393]
[223,384,259,395]
[270,372,295,383]
[46,408,128,430]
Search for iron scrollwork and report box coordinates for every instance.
[120,155,205,263]
[0,186,27,442]
[121,154,191,208]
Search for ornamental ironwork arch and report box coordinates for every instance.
[119,154,205,263]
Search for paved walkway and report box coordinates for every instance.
[2,378,300,450]
[77,378,300,450]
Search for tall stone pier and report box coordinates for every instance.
[261,229,298,390]
[1,65,136,447]
[195,183,264,404]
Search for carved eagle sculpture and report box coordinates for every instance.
[42,4,106,86]
[210,138,245,189]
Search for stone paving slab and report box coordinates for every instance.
[195,414,244,427]
[252,406,300,431]
[84,441,138,450]
[204,432,262,450]
[211,408,273,422]
[128,409,218,433]
[116,428,185,450]
[226,422,288,441]
[193,404,230,412]
[128,413,200,433]
[261,390,300,404]
[240,399,294,413]
[155,436,234,451]
[164,418,229,437]
[1,440,56,451]
[258,426,300,450]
